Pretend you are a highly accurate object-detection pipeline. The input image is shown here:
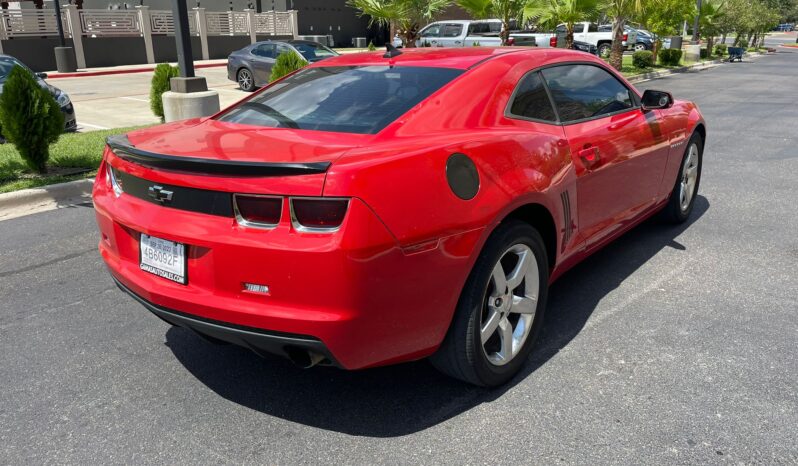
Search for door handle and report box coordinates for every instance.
[578,146,601,169]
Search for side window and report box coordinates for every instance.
[555,25,566,34]
[421,24,441,37]
[588,23,599,32]
[276,44,292,56]
[541,65,634,122]
[508,72,557,122]
[442,24,463,37]
[252,44,275,58]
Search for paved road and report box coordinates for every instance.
[2,50,797,464]
[52,66,247,131]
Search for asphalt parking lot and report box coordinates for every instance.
[51,65,247,131]
[1,49,797,464]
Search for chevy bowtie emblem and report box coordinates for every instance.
[148,185,174,203]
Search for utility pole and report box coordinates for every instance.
[171,0,195,77]
[52,0,77,72]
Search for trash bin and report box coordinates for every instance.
[669,36,683,50]
[354,37,367,48]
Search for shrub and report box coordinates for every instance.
[714,43,727,56]
[269,51,308,82]
[150,63,179,122]
[658,48,683,66]
[0,66,63,174]
[632,50,654,69]
[367,41,377,51]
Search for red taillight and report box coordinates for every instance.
[506,37,515,46]
[623,33,628,41]
[549,36,557,47]
[290,198,349,232]
[234,194,282,228]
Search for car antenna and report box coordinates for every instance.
[383,43,402,59]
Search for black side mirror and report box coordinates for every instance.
[641,89,673,110]
[35,72,48,80]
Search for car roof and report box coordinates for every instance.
[309,47,580,70]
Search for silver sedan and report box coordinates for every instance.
[227,39,339,91]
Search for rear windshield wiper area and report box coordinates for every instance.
[105,134,330,177]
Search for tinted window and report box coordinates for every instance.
[555,25,566,33]
[421,24,441,37]
[0,56,27,82]
[588,23,598,32]
[217,66,463,134]
[509,72,557,122]
[541,65,634,122]
[252,44,275,58]
[442,24,463,37]
[291,42,337,62]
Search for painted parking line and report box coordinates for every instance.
[118,96,150,102]
[78,122,111,130]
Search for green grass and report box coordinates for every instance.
[0,126,148,193]
[613,54,684,78]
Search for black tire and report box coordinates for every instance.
[662,132,703,223]
[430,220,549,387]
[598,43,611,58]
[237,67,256,92]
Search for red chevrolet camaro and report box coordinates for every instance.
[94,47,705,386]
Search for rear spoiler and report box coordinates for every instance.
[105,134,331,177]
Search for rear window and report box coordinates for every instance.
[217,66,463,134]
[291,42,338,62]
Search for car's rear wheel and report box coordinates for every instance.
[635,42,648,51]
[431,220,548,387]
[662,132,703,223]
[237,68,256,92]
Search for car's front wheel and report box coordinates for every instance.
[598,43,612,58]
[431,220,548,387]
[237,68,256,92]
[662,132,703,223]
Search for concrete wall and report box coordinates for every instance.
[293,0,373,47]
[1,37,75,71]
[82,36,149,68]
[152,36,203,63]
[207,35,250,59]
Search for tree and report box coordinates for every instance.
[457,0,529,45]
[348,0,452,48]
[605,0,644,71]
[0,66,63,174]
[150,63,179,122]
[638,0,696,59]
[525,0,601,49]
[270,51,308,82]
[698,0,724,58]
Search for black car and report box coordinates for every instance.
[0,55,76,133]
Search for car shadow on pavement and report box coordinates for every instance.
[165,196,709,438]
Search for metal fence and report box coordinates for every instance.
[0,7,294,39]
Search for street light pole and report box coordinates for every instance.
[171,0,195,78]
[52,0,66,47]
[52,0,77,72]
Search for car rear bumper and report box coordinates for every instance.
[113,276,340,366]
[93,159,478,369]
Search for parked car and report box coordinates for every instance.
[227,39,339,91]
[557,22,637,57]
[599,24,655,51]
[0,55,76,134]
[416,20,539,47]
[774,23,795,32]
[570,40,598,55]
[96,47,705,387]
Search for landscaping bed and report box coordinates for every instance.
[0,126,145,193]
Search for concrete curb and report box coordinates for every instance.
[627,59,723,83]
[0,178,94,221]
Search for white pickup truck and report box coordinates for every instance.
[554,22,637,56]
[415,20,540,48]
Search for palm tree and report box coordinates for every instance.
[348,0,452,48]
[698,0,724,58]
[525,0,601,49]
[457,0,529,45]
[605,0,644,71]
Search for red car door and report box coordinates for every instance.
[540,64,669,247]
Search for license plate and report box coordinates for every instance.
[139,234,187,284]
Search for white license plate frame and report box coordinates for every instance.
[139,234,187,285]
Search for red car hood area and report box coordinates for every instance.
[126,118,373,165]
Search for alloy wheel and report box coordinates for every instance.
[680,143,700,211]
[480,243,539,366]
[238,69,253,90]
[635,43,647,51]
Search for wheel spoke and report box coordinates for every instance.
[490,262,507,297]
[498,317,513,360]
[506,248,532,291]
[481,309,501,343]
[511,295,537,315]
